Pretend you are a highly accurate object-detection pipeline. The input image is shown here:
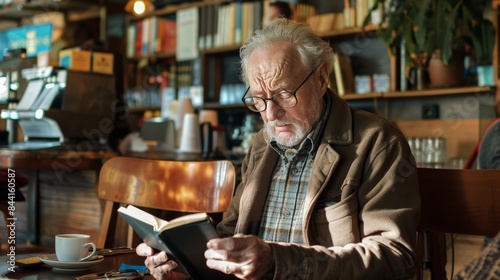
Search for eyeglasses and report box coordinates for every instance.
[241,65,319,112]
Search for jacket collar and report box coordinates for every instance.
[322,89,353,146]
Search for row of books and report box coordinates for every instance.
[198,1,264,50]
[343,0,383,28]
[124,87,162,108]
[126,1,266,59]
[126,17,177,58]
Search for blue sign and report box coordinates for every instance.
[0,23,52,61]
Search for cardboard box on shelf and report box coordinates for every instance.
[59,49,114,75]
[59,48,92,72]
[92,52,114,75]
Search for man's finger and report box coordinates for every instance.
[136,242,154,256]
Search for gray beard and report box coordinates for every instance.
[264,121,307,147]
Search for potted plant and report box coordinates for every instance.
[364,0,495,88]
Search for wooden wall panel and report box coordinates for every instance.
[38,170,101,248]
[394,118,494,160]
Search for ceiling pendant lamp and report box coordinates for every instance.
[125,0,154,16]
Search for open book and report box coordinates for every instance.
[118,205,236,280]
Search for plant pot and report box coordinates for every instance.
[427,51,465,88]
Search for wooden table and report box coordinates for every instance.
[0,146,117,244]
[0,252,153,279]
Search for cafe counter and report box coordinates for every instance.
[0,145,117,246]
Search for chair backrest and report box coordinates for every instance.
[96,157,236,248]
[415,167,500,279]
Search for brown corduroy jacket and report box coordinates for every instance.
[217,90,421,280]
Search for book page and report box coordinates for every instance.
[165,212,209,231]
[118,205,209,232]
[118,205,169,232]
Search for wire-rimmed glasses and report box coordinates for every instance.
[241,65,319,112]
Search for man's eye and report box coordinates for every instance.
[277,92,293,99]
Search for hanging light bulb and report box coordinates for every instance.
[125,0,154,16]
[133,1,146,15]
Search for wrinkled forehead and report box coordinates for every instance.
[246,42,305,86]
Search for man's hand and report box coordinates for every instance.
[136,243,189,280]
[205,234,274,280]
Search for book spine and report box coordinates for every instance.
[400,39,407,91]
[126,23,136,59]
[333,53,345,96]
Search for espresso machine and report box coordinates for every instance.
[0,59,116,149]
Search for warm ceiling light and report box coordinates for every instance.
[125,0,154,16]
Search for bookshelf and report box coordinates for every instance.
[122,0,498,147]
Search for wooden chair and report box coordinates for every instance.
[96,157,236,249]
[415,168,500,280]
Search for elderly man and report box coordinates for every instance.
[137,18,420,280]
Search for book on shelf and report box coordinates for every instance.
[118,205,236,280]
[126,23,136,58]
[331,53,345,96]
[198,5,207,50]
[330,53,355,96]
[176,7,199,61]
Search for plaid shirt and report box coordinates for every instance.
[258,94,330,244]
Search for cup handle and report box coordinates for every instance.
[79,242,97,262]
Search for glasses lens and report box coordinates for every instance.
[244,97,266,112]
[273,92,296,108]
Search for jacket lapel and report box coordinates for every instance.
[302,144,339,243]
[236,145,278,234]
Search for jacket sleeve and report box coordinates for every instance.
[216,141,254,237]
[269,136,420,280]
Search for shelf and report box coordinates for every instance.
[201,102,246,110]
[0,6,35,20]
[0,0,98,19]
[127,51,176,61]
[200,45,241,55]
[339,86,492,101]
[342,92,383,100]
[127,86,493,113]
[316,24,380,38]
[127,106,160,113]
[127,45,240,60]
[382,86,492,98]
[128,0,229,20]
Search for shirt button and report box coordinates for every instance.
[292,168,299,174]
[285,211,291,216]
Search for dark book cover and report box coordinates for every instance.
[118,206,236,280]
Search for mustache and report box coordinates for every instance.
[266,118,294,127]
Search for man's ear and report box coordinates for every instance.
[317,63,330,93]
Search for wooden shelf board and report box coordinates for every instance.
[127,107,160,113]
[127,51,176,61]
[317,24,380,38]
[130,0,228,20]
[382,86,492,98]
[200,45,241,55]
[0,7,35,19]
[23,0,95,11]
[342,92,383,100]
[201,102,246,110]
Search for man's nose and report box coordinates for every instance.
[265,101,283,121]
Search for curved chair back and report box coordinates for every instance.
[96,157,236,248]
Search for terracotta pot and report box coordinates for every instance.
[427,50,465,88]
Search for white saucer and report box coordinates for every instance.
[38,254,104,271]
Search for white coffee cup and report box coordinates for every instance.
[55,234,97,262]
